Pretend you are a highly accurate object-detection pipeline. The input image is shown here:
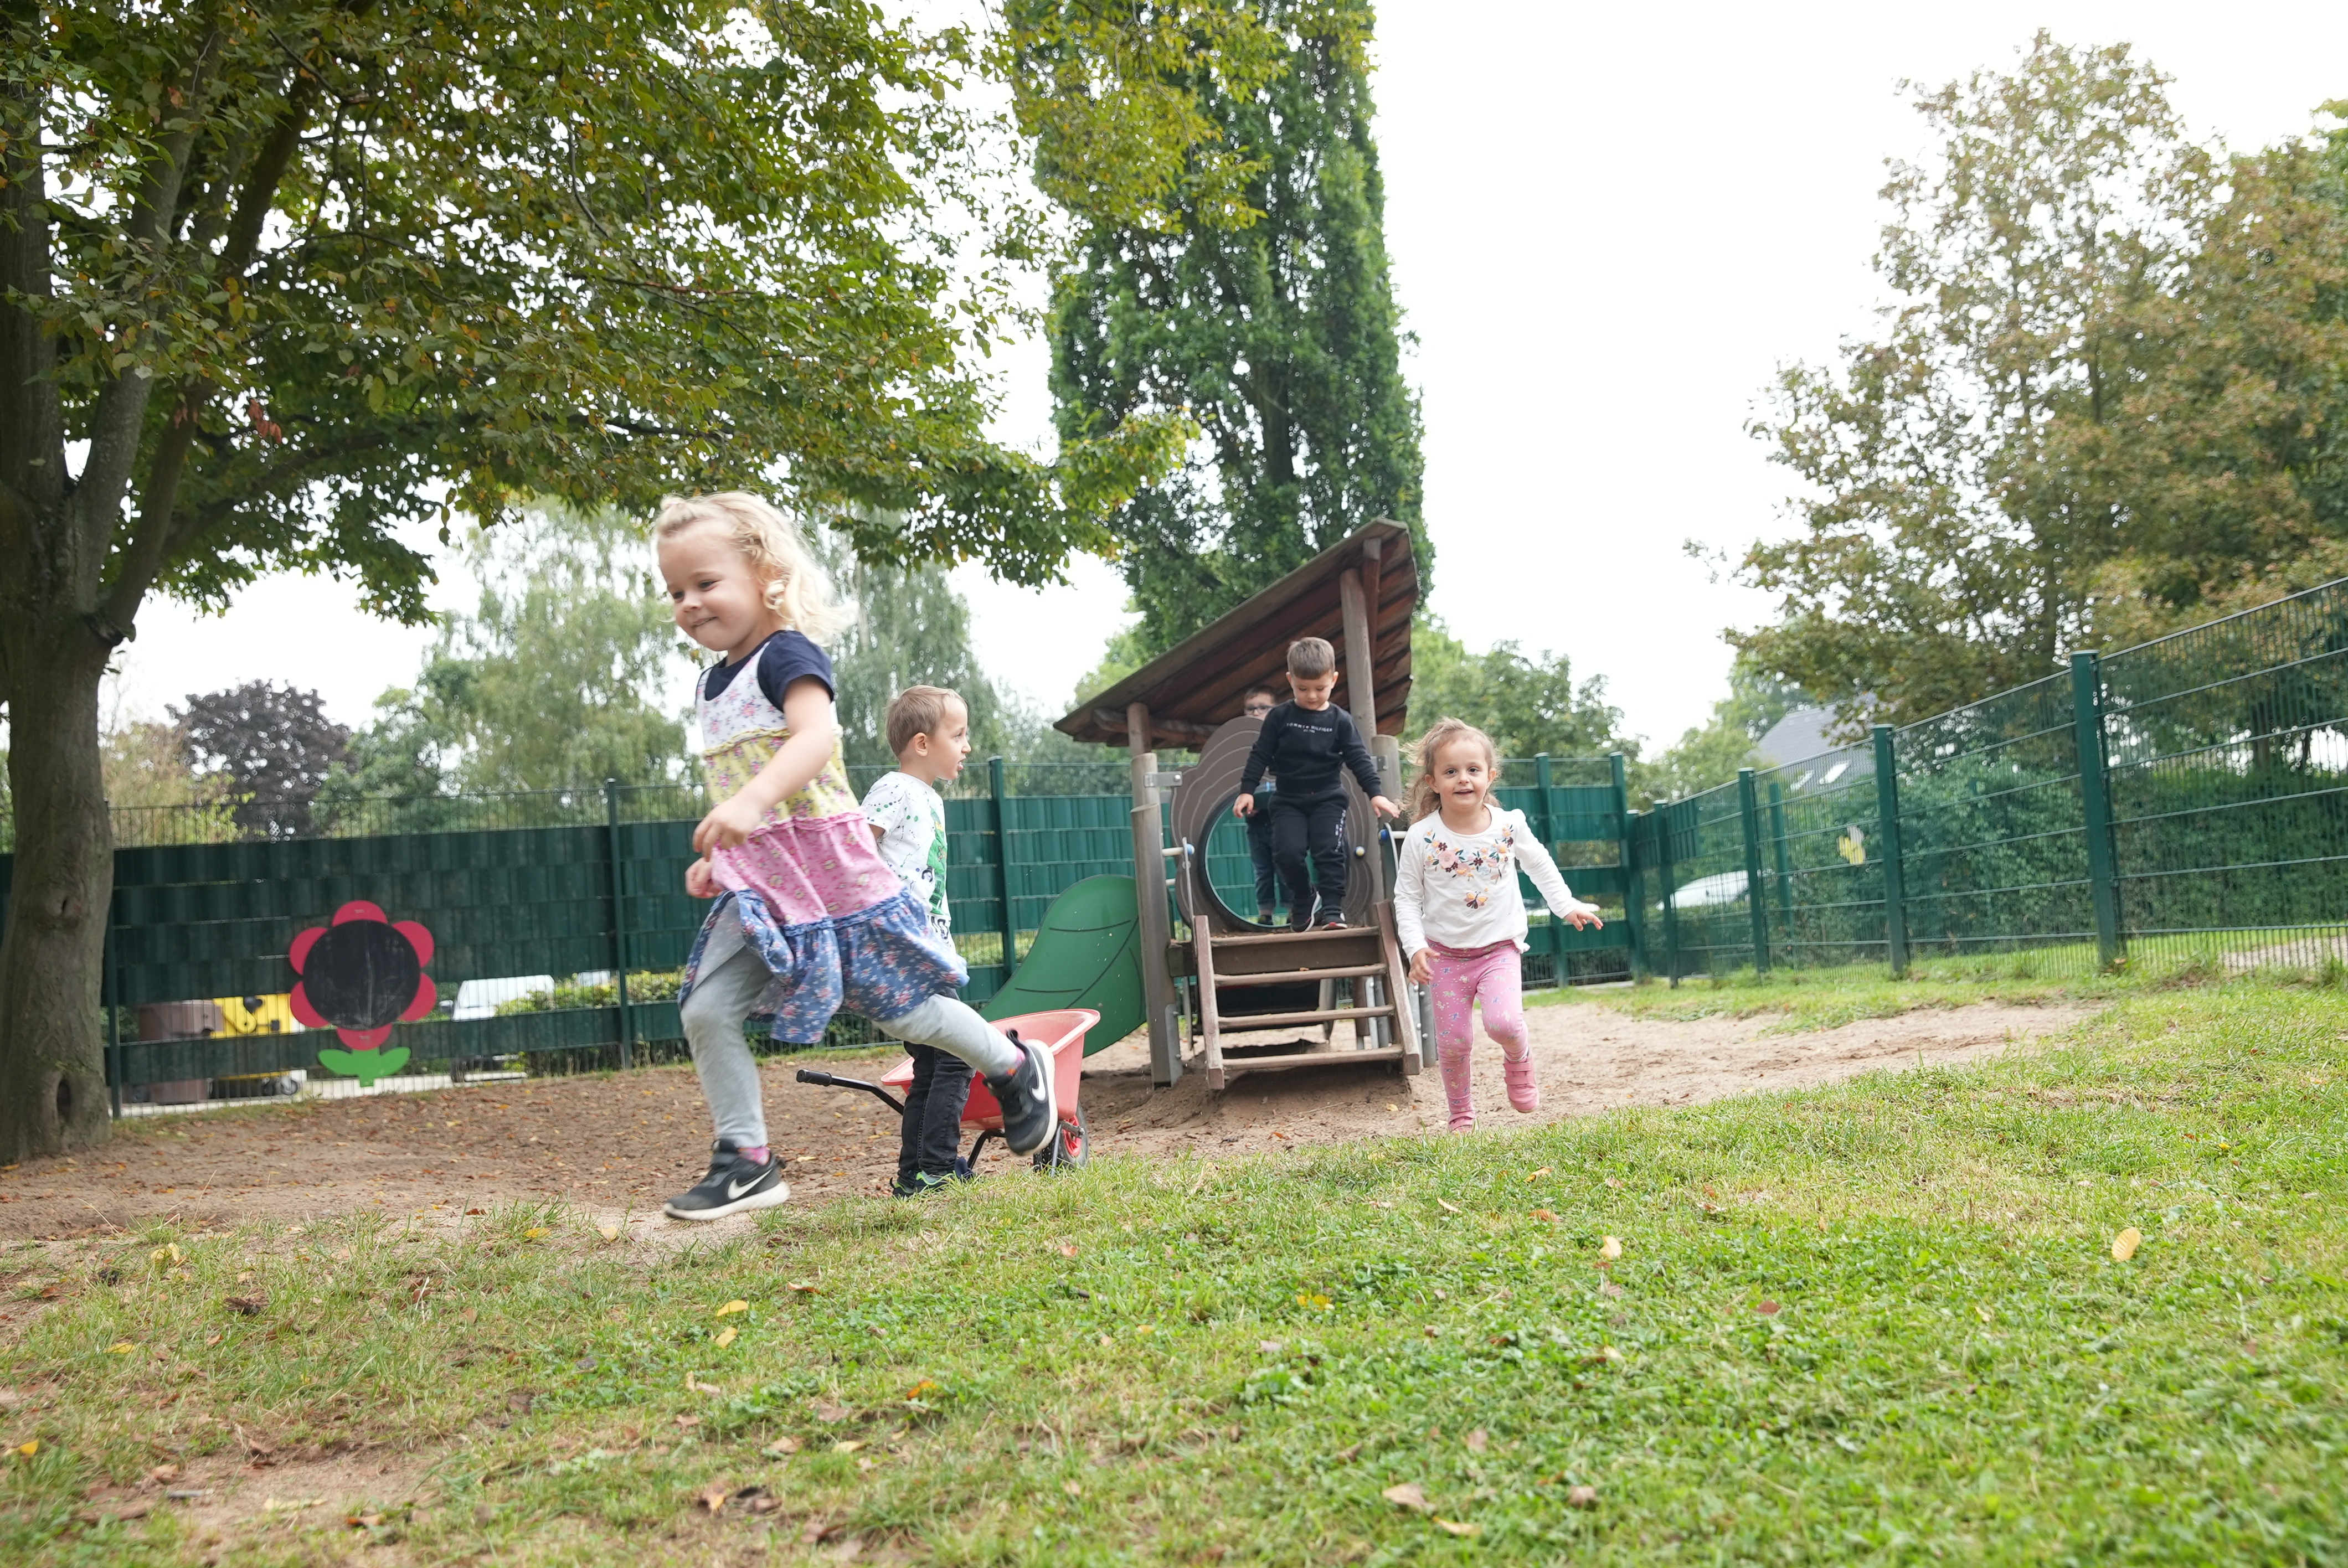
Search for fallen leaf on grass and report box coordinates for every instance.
[1527,1168,1552,1181]
[714,1299,748,1317]
[108,1341,136,1354]
[1436,1198,1462,1215]
[465,1208,485,1216]
[749,1495,782,1514]
[788,1282,822,1294]
[1058,1244,1079,1257]
[801,1518,845,1544]
[832,1440,864,1454]
[674,1416,702,1428]
[813,1400,851,1423]
[904,1380,938,1401]
[1531,1208,1558,1222]
[1567,1484,1599,1508]
[694,1481,731,1514]
[1063,1479,1083,1498]
[2112,1227,2143,1262]
[225,1293,267,1316]
[148,1463,180,1483]
[714,1326,738,1348]
[687,1374,723,1395]
[523,1227,548,1240]
[1436,1519,1481,1537]
[1464,1429,1487,1453]
[262,1497,322,1513]
[1974,1303,1993,1324]
[346,1511,385,1529]
[14,1440,37,1458]
[763,1437,802,1456]
[1598,1236,1623,1263]
[598,1225,620,1242]
[1382,1482,1432,1511]
[1599,1281,1624,1298]
[1755,1301,1780,1316]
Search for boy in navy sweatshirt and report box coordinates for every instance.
[1233,638,1402,929]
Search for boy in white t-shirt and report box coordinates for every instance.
[862,685,976,1195]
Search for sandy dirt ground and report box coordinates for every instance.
[0,997,2088,1254]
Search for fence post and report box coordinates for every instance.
[104,895,123,1118]
[2069,651,2124,968]
[1871,726,1908,977]
[1737,768,1770,973]
[1658,803,1682,988]
[990,756,1020,985]
[1611,754,1644,980]
[1533,754,1562,979]
[604,778,634,1070]
[1768,780,1794,928]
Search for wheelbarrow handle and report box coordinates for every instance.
[794,1067,905,1118]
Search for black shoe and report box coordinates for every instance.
[984,1029,1059,1157]
[662,1141,791,1221]
[1315,911,1349,930]
[1286,895,1320,932]
[891,1167,970,1199]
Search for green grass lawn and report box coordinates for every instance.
[7,976,2348,1563]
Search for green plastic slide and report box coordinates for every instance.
[979,874,1146,1054]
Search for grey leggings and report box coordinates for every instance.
[680,916,1017,1149]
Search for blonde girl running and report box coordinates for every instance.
[1393,719,1603,1131]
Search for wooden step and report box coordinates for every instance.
[1219,1004,1394,1030]
[1212,964,1385,988]
[1204,1042,1408,1088]
[1208,926,1371,948]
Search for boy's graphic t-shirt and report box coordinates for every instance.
[861,771,951,938]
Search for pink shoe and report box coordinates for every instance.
[1503,1050,1540,1113]
[1448,1114,1475,1133]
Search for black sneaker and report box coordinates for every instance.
[1286,895,1321,933]
[662,1141,791,1221]
[984,1029,1059,1157]
[891,1167,970,1199]
[1315,911,1349,930]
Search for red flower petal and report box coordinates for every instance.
[336,1025,393,1050]
[289,925,324,973]
[333,900,387,926]
[289,982,327,1029]
[400,974,437,1023]
[394,920,434,966]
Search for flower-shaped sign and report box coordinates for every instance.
[288,901,436,1085]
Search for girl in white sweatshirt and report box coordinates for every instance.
[1393,719,1604,1130]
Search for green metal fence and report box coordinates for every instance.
[1631,577,2348,984]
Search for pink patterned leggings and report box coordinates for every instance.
[1427,939,1527,1128]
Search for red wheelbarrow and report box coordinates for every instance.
[793,1008,1095,1170]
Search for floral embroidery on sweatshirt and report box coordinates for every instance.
[1427,820,1518,911]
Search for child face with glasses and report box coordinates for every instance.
[1241,691,1276,718]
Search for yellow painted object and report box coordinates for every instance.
[210,993,305,1036]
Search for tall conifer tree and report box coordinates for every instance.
[1036,1,1427,656]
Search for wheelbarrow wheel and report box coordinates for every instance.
[1033,1105,1089,1171]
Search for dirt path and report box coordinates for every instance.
[0,999,2085,1245]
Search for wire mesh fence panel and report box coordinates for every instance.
[1894,673,2100,973]
[2100,580,2348,971]
[1753,749,1888,971]
[1651,780,1755,979]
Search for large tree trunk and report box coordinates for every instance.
[0,615,116,1160]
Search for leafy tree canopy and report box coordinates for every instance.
[1032,0,1427,655]
[0,0,1211,1159]
[1737,35,2348,725]
[171,680,349,836]
[1405,617,1634,765]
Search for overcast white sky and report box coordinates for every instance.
[105,3,2348,752]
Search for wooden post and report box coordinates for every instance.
[1338,565,1377,733]
[1127,703,1181,1086]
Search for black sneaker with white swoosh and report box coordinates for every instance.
[662,1140,791,1221]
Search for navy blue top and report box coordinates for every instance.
[1241,701,1383,800]
[702,630,836,713]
